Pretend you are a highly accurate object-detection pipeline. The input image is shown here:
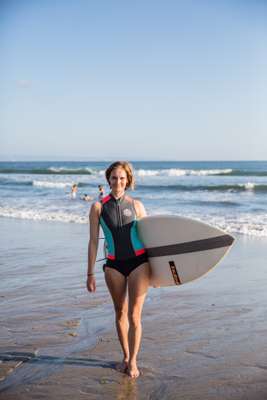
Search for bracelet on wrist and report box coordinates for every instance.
[87,273,94,276]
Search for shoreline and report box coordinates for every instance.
[1,218,267,399]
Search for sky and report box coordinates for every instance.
[0,0,266,161]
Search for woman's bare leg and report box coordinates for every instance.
[104,267,129,371]
[127,262,150,378]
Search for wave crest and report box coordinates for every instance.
[33,180,72,189]
[136,168,233,177]
[0,207,87,224]
[138,183,267,193]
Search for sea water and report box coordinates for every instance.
[1,160,266,237]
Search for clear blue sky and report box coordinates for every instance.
[1,0,266,161]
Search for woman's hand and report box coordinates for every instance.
[87,275,96,292]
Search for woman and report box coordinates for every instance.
[86,161,150,378]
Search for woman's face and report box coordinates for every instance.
[109,167,128,192]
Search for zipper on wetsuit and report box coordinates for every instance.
[116,200,123,229]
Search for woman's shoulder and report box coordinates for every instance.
[133,198,143,208]
[125,194,142,206]
[127,196,146,218]
[90,200,102,217]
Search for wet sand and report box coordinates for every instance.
[1,218,267,399]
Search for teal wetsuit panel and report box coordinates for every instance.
[99,216,115,258]
[130,220,145,252]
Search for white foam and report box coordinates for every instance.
[243,182,255,190]
[49,167,93,174]
[1,206,267,237]
[135,168,233,177]
[185,213,267,238]
[0,207,87,224]
[33,180,73,189]
[190,169,233,176]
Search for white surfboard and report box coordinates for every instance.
[137,215,235,287]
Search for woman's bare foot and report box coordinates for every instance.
[115,358,129,373]
[127,361,140,378]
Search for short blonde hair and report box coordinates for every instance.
[105,161,135,190]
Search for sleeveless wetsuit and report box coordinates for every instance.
[99,192,148,277]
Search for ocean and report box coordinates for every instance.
[1,160,267,396]
[0,160,267,237]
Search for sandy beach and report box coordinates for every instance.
[2,0,267,395]
[1,217,267,399]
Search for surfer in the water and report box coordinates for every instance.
[86,161,150,378]
[70,184,78,199]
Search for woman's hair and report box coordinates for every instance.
[105,161,135,190]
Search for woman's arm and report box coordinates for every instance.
[87,202,101,292]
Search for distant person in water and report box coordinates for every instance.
[70,184,78,199]
[81,194,93,202]
[98,185,104,201]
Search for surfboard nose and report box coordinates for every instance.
[138,215,235,287]
[226,234,235,245]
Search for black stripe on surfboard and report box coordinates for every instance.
[146,234,234,258]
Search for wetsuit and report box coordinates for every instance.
[99,192,148,277]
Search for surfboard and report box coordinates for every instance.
[137,215,235,287]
